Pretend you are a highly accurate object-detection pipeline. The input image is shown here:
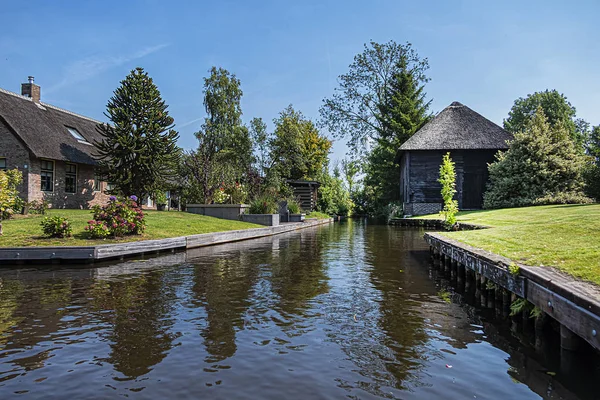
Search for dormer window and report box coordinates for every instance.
[66,127,91,145]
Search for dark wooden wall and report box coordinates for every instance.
[400,149,498,210]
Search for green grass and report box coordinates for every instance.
[0,209,262,247]
[306,211,331,220]
[415,204,600,285]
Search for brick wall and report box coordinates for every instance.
[29,157,110,209]
[403,202,442,216]
[0,121,31,199]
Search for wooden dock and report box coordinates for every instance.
[425,232,600,352]
[0,218,333,264]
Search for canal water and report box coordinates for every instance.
[0,221,597,399]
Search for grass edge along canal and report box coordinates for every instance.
[413,204,600,286]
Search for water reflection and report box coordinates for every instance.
[0,221,597,399]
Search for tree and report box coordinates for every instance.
[319,40,430,153]
[341,158,361,195]
[95,67,180,201]
[438,153,458,228]
[188,67,253,203]
[503,90,586,149]
[249,117,270,177]
[317,166,353,216]
[362,55,432,209]
[269,105,331,181]
[583,125,600,200]
[0,169,23,235]
[484,107,589,209]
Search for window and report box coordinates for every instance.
[41,160,54,192]
[106,182,115,193]
[65,163,77,193]
[66,126,91,145]
[93,172,101,192]
[0,158,6,171]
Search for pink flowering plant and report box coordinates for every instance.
[40,216,73,238]
[85,195,145,238]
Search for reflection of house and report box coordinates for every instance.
[287,180,320,211]
[0,77,110,208]
[398,102,513,216]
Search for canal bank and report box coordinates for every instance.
[390,216,600,354]
[2,221,599,399]
[0,218,333,264]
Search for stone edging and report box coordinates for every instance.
[389,217,488,230]
[425,231,600,351]
[0,218,334,264]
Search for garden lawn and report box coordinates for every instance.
[415,204,600,285]
[0,210,262,247]
[306,211,331,220]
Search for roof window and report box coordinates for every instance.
[66,127,91,145]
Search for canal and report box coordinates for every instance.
[0,221,597,399]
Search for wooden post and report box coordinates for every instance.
[457,263,465,293]
[560,325,581,351]
[444,255,451,276]
[494,287,503,317]
[474,272,481,307]
[480,275,488,308]
[534,312,547,350]
[450,259,457,283]
[502,289,511,319]
[510,293,519,333]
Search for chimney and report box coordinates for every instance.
[21,76,41,103]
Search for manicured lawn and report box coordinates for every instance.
[306,211,331,220]
[0,210,262,247]
[415,204,600,285]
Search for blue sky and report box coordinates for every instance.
[1,1,599,164]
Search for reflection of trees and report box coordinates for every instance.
[270,228,330,315]
[89,272,177,380]
[0,279,73,372]
[191,248,261,363]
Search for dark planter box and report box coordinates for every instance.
[241,214,280,226]
[289,214,305,222]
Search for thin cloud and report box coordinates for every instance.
[46,43,169,94]
[177,117,203,130]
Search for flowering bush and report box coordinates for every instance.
[40,216,72,238]
[213,187,231,204]
[86,196,145,238]
[84,220,111,238]
[226,182,248,204]
[248,194,278,214]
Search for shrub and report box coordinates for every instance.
[249,194,278,214]
[226,182,248,204]
[533,192,593,206]
[213,187,230,204]
[484,107,588,209]
[287,198,301,214]
[29,200,49,215]
[84,220,111,239]
[40,216,72,238]
[155,191,167,206]
[86,196,145,238]
[438,153,458,229]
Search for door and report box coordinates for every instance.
[462,172,484,209]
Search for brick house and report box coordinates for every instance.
[0,77,113,209]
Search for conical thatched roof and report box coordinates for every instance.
[399,101,512,151]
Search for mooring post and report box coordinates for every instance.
[494,287,503,317]
[474,272,481,307]
[456,263,465,293]
[534,312,548,350]
[444,255,451,277]
[502,289,511,319]
[450,259,457,283]
[560,325,581,351]
[480,275,488,308]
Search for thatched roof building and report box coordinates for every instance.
[399,101,512,215]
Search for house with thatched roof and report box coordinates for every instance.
[0,77,112,209]
[399,101,512,215]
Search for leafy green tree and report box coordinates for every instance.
[317,166,353,216]
[504,90,586,149]
[187,67,253,203]
[249,117,270,177]
[319,40,430,153]
[95,67,180,201]
[269,105,331,181]
[485,107,590,208]
[341,158,361,195]
[0,169,23,235]
[583,125,600,200]
[363,55,432,210]
[438,153,458,228]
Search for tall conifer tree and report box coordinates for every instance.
[95,67,180,201]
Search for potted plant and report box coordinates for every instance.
[287,198,305,222]
[155,192,168,211]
